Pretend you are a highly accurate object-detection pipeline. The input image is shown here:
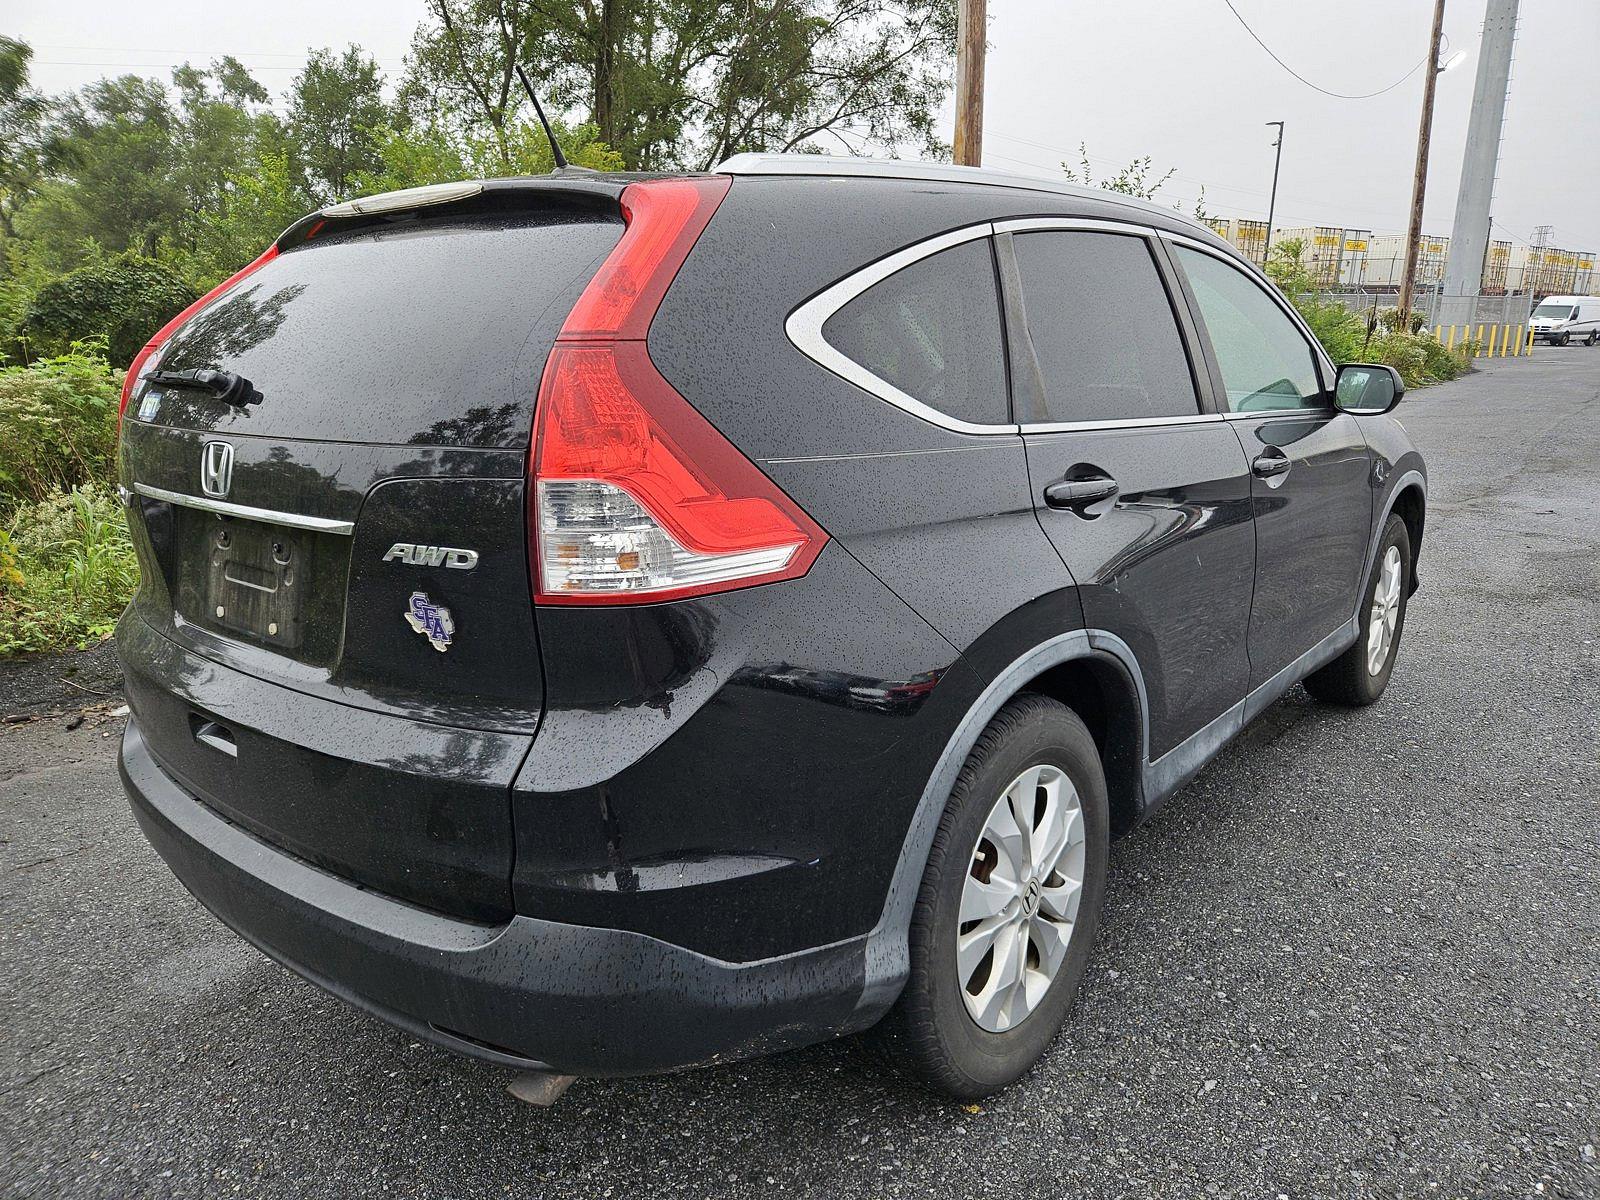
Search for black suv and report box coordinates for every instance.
[116,155,1425,1100]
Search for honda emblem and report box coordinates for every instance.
[200,441,234,499]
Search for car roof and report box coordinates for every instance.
[715,152,1218,239]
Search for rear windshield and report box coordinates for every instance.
[144,212,622,448]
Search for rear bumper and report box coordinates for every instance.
[120,718,877,1076]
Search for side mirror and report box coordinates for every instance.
[1334,362,1405,414]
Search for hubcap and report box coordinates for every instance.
[1367,544,1403,676]
[957,763,1086,1033]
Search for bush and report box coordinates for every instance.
[0,484,137,654]
[1264,239,1473,389]
[19,251,195,365]
[0,345,123,513]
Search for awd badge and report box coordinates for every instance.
[404,591,455,652]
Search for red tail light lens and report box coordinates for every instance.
[531,177,828,605]
[119,244,281,426]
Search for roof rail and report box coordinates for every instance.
[714,153,1211,234]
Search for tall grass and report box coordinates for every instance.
[0,483,137,655]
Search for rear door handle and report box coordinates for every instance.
[1251,449,1292,480]
[1043,475,1119,512]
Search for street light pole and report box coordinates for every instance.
[1263,121,1284,268]
[1397,0,1449,322]
[953,0,986,167]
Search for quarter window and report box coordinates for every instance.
[821,237,1008,427]
[1174,247,1325,412]
[1010,231,1200,424]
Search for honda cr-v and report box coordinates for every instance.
[117,154,1425,1099]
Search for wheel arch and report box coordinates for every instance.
[1021,654,1144,837]
[855,629,1150,1021]
[1388,480,1426,593]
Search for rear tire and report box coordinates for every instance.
[878,694,1109,1100]
[1586,331,1597,347]
[1305,513,1411,706]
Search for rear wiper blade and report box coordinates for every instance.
[146,368,261,407]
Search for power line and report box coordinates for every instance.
[1219,0,1429,100]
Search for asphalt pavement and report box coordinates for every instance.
[2,349,1597,1199]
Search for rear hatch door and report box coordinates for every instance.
[118,184,625,918]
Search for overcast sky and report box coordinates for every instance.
[11,0,1598,252]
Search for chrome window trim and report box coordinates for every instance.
[785,221,1015,436]
[131,483,355,535]
[1023,413,1224,434]
[1157,230,1339,381]
[1218,407,1336,421]
[788,214,1218,437]
[993,216,1154,238]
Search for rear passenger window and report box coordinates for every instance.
[1011,231,1199,424]
[822,237,1008,427]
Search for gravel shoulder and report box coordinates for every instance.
[1,353,1597,1199]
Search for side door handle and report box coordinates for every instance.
[1251,448,1292,481]
[1043,474,1120,514]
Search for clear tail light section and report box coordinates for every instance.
[531,178,827,605]
[118,244,281,428]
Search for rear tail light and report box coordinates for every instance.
[531,178,827,605]
[119,244,280,427]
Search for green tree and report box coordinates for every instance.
[19,251,195,364]
[287,46,390,203]
[0,37,48,242]
[27,74,185,262]
[402,0,956,172]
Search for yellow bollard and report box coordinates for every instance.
[1527,327,1536,355]
[1511,325,1520,356]
[1476,324,1486,356]
[1488,325,1499,357]
[1434,324,1443,342]
[1504,324,1513,356]
[1446,325,1458,351]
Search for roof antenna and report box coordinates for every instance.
[514,63,569,171]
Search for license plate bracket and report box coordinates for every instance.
[193,517,308,650]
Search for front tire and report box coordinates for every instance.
[1304,513,1411,706]
[879,694,1109,1100]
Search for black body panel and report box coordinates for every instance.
[1228,412,1375,683]
[1024,424,1256,757]
[514,540,972,963]
[122,720,873,1076]
[119,617,526,920]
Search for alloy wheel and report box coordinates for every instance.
[956,764,1086,1032]
[1367,544,1403,675]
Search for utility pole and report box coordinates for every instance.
[1263,121,1285,268]
[1397,0,1450,322]
[953,0,986,167]
[1440,0,1520,330]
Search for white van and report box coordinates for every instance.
[1529,295,1600,345]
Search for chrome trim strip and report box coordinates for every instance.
[1219,407,1333,421]
[1023,413,1223,434]
[993,215,1154,237]
[131,483,355,535]
[785,222,1016,436]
